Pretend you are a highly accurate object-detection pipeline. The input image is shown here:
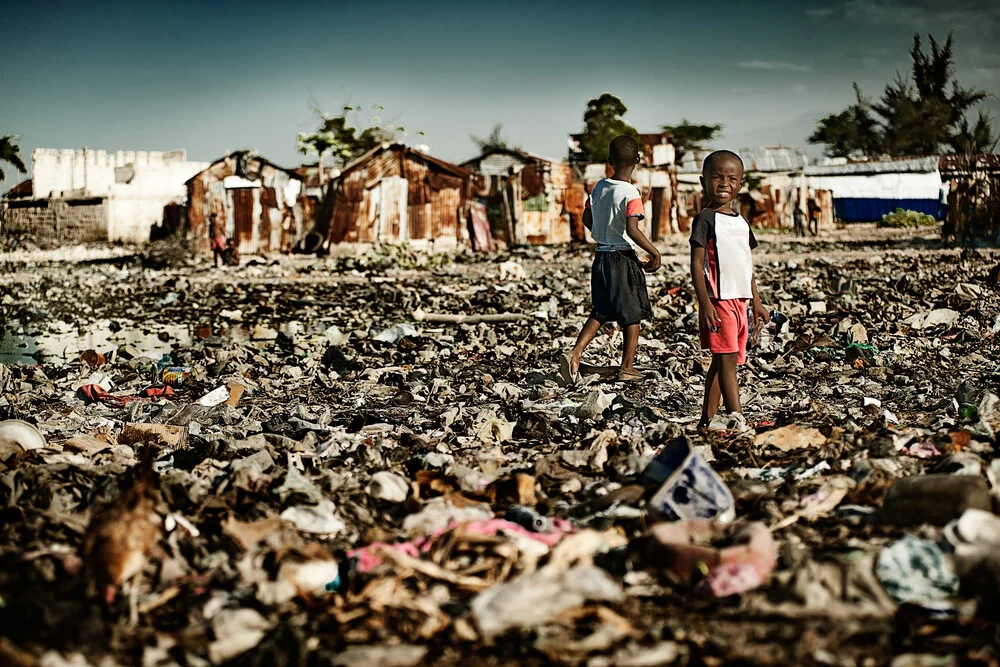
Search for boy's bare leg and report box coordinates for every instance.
[701,355,721,424]
[570,317,602,374]
[718,352,741,413]
[620,323,639,372]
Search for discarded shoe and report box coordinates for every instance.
[708,412,754,435]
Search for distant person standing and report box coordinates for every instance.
[210,216,227,268]
[793,206,807,237]
[807,199,819,236]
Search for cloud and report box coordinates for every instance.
[844,0,1000,33]
[974,67,999,81]
[739,60,813,72]
[805,8,835,17]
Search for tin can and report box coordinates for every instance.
[161,366,191,387]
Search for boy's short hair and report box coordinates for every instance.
[609,135,639,167]
[702,150,744,175]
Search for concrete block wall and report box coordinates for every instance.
[1,198,109,242]
[29,148,209,243]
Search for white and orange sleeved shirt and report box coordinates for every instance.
[586,178,645,252]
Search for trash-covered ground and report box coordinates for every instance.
[2,226,1000,667]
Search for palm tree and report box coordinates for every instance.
[950,110,999,156]
[0,135,28,184]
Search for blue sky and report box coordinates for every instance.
[1,0,998,188]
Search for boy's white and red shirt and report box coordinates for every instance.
[689,208,758,300]
[586,178,645,252]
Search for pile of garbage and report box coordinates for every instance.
[1,231,999,666]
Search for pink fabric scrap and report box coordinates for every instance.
[699,562,764,597]
[348,517,573,573]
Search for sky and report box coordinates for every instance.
[1,0,999,189]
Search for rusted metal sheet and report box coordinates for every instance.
[940,154,1000,244]
[231,188,255,254]
[380,177,408,241]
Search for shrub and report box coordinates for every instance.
[878,208,938,229]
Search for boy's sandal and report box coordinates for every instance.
[616,368,645,383]
[559,352,580,386]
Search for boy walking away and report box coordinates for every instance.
[690,151,768,432]
[561,135,661,385]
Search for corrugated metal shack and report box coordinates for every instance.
[678,147,833,231]
[940,154,1000,244]
[462,148,585,246]
[187,151,304,255]
[324,143,472,248]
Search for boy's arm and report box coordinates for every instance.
[625,216,660,271]
[748,226,768,325]
[751,275,768,326]
[691,247,720,327]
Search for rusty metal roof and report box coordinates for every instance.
[293,166,341,189]
[805,156,940,176]
[339,143,472,180]
[939,154,1000,175]
[460,147,558,169]
[3,178,32,199]
[186,151,304,185]
[679,147,808,174]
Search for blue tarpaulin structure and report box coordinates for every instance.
[833,198,943,223]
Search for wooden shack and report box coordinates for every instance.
[324,143,472,247]
[186,151,305,255]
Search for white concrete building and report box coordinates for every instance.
[18,148,209,243]
[805,157,944,222]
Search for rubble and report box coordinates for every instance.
[1,226,1000,664]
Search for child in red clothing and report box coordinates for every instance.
[689,151,769,432]
[210,217,227,268]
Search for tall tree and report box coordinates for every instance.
[950,109,999,156]
[660,120,723,161]
[297,104,413,183]
[808,84,883,158]
[577,94,639,163]
[0,135,27,184]
[471,123,517,154]
[809,33,990,157]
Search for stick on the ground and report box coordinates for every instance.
[412,310,526,325]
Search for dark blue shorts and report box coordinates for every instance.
[590,250,653,326]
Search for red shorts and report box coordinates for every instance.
[700,298,749,365]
